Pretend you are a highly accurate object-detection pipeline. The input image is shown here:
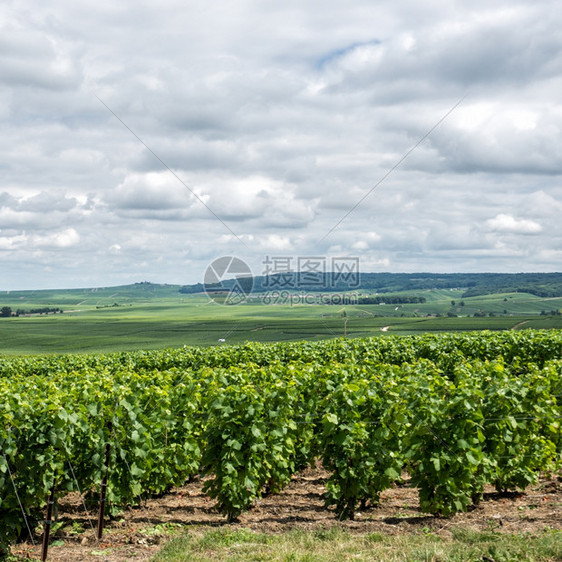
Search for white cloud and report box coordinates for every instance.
[0,233,27,251]
[1,0,562,288]
[486,214,542,234]
[0,228,80,252]
[257,234,293,252]
[109,172,195,212]
[351,232,381,250]
[37,228,80,248]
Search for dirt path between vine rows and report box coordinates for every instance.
[11,467,561,561]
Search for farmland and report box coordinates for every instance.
[1,282,561,560]
[1,283,562,354]
[1,331,561,560]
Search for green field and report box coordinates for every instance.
[1,283,562,354]
[2,331,561,559]
[153,527,562,562]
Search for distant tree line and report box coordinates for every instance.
[0,306,63,317]
[179,283,214,294]
[179,272,562,298]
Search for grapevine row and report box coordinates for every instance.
[0,331,560,555]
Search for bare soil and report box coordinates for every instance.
[11,468,561,561]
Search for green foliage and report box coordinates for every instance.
[0,330,560,554]
[201,365,309,520]
[0,307,12,318]
[318,365,406,519]
[404,361,492,515]
[481,361,560,491]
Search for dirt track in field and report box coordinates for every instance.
[12,467,561,561]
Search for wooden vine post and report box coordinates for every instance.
[97,437,111,540]
[41,485,56,561]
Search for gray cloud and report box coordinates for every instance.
[1,0,562,289]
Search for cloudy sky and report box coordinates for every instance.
[1,0,562,290]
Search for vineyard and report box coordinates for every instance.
[0,331,561,558]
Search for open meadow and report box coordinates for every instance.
[1,283,562,354]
